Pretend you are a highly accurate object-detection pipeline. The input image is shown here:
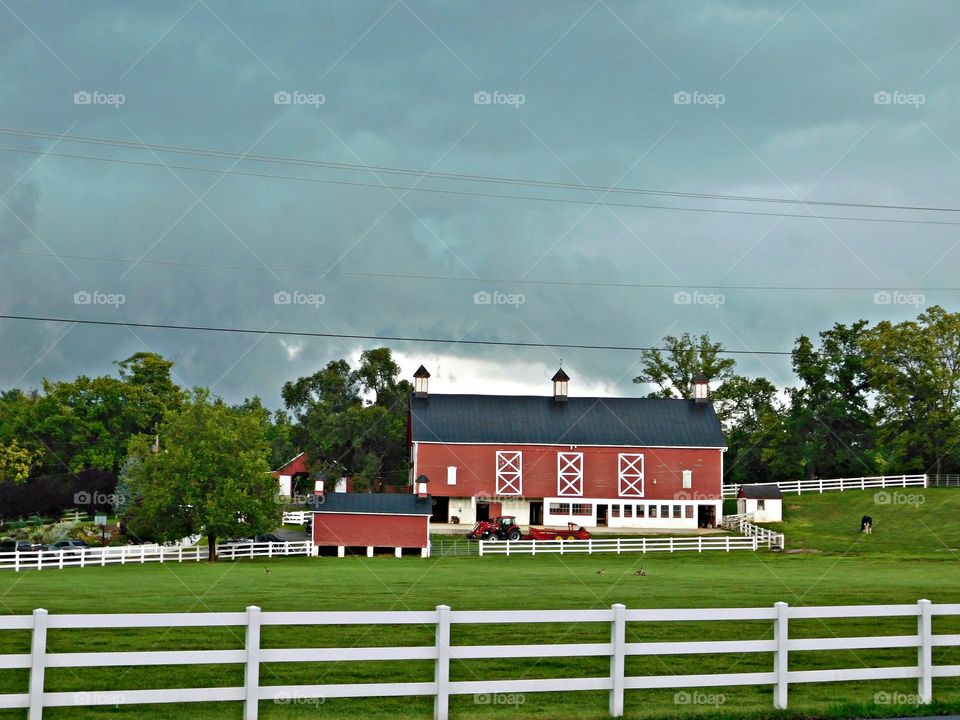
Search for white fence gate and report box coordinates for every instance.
[1,600,957,719]
[720,514,785,549]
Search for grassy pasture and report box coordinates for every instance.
[0,489,958,719]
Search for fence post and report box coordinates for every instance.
[609,603,626,717]
[244,605,261,720]
[923,474,929,488]
[616,538,621,555]
[917,599,932,703]
[28,608,48,720]
[588,538,593,555]
[773,601,788,709]
[478,540,483,558]
[434,605,451,720]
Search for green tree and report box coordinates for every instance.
[634,332,736,399]
[282,348,412,492]
[713,376,781,485]
[124,389,277,560]
[0,439,37,483]
[864,306,960,474]
[783,321,877,479]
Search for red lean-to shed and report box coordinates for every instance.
[306,492,433,557]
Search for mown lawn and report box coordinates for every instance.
[0,488,958,719]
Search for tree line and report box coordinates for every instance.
[0,305,957,547]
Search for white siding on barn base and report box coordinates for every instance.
[544,498,722,530]
[736,497,782,523]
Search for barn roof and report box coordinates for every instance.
[737,484,783,499]
[306,492,433,516]
[409,394,726,448]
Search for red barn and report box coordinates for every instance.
[306,492,433,557]
[407,367,726,529]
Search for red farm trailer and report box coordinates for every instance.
[467,516,591,541]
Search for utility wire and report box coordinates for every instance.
[0,314,795,356]
[3,126,960,214]
[3,144,960,227]
[3,249,955,292]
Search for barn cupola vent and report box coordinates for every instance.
[692,372,709,404]
[413,365,430,398]
[552,368,570,403]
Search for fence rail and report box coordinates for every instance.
[477,535,764,556]
[1,599,957,719]
[720,514,785,550]
[0,542,311,572]
[723,474,928,498]
[282,510,309,525]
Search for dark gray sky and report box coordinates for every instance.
[1,0,957,406]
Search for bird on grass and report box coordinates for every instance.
[263,566,272,575]
[634,567,646,576]
[595,568,606,575]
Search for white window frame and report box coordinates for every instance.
[447,466,457,485]
[682,469,692,489]
[557,452,583,497]
[618,453,645,497]
[495,451,522,496]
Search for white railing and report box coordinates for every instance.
[478,535,762,556]
[721,514,785,550]
[214,541,311,560]
[1,600,956,719]
[281,510,310,525]
[0,542,311,572]
[723,474,928,498]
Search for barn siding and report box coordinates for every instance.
[312,513,428,548]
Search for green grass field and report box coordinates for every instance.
[1,488,959,719]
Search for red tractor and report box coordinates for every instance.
[466,515,523,541]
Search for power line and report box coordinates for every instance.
[0,314,795,356]
[4,144,960,227]
[4,126,960,214]
[3,249,956,293]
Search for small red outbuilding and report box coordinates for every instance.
[306,493,433,557]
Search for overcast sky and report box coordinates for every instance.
[1,0,958,406]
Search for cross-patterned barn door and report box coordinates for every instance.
[495,451,522,495]
[557,452,583,496]
[618,453,644,496]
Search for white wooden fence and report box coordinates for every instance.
[0,542,311,572]
[1,599,956,719]
[723,474,928,498]
[281,510,309,525]
[720,514,786,550]
[477,535,764,556]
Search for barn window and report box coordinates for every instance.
[636,505,645,518]
[496,451,522,495]
[557,452,583,496]
[648,505,657,518]
[661,504,670,518]
[549,502,570,515]
[617,453,644,497]
[447,466,457,485]
[682,470,692,489]
[611,505,621,518]
[624,504,633,518]
[685,505,694,519]
[673,505,682,519]
[757,499,766,510]
[571,503,592,516]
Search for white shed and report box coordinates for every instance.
[736,484,783,523]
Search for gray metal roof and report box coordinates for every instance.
[738,484,783,499]
[306,492,433,515]
[409,394,726,448]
